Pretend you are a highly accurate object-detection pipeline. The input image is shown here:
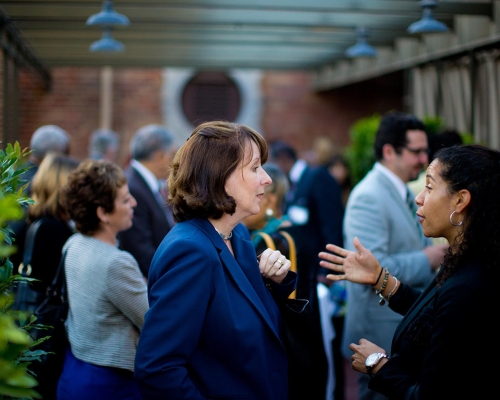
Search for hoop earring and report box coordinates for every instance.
[449,210,463,227]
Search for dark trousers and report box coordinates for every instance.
[332,315,345,400]
[57,348,143,400]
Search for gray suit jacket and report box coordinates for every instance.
[341,165,434,358]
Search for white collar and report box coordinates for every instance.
[130,159,160,193]
[289,159,308,184]
[374,162,408,201]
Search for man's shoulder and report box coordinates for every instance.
[346,169,393,207]
[124,166,149,191]
[350,168,382,193]
[124,164,139,179]
[299,165,338,190]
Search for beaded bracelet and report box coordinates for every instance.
[375,269,390,306]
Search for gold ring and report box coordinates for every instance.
[276,259,284,266]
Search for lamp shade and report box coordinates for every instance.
[90,29,124,52]
[407,0,448,34]
[346,28,377,58]
[346,41,377,58]
[86,0,130,26]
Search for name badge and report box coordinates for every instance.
[288,205,309,225]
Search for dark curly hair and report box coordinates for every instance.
[60,159,126,235]
[434,144,500,285]
[168,120,268,222]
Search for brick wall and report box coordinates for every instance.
[261,70,404,158]
[18,67,164,166]
[17,67,403,166]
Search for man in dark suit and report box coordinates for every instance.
[270,141,344,280]
[118,124,177,278]
[270,140,344,399]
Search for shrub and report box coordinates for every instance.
[0,142,42,399]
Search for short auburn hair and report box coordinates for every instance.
[168,120,268,222]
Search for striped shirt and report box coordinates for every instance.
[64,233,148,371]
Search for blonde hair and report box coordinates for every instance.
[28,152,79,222]
[312,136,336,166]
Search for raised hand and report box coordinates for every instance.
[318,237,382,285]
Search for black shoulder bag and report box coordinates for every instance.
[12,219,45,313]
[29,247,70,399]
[32,247,69,342]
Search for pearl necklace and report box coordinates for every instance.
[215,228,232,240]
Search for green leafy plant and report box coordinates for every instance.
[0,142,42,399]
[344,114,474,186]
[344,113,381,186]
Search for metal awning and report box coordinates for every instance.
[1,0,493,71]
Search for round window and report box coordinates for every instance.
[182,72,241,126]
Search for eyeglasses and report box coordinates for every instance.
[403,146,429,156]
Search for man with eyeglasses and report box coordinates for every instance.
[339,111,448,400]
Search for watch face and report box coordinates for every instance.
[366,353,383,367]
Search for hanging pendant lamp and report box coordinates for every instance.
[89,28,125,52]
[346,27,377,58]
[407,0,448,34]
[86,0,129,27]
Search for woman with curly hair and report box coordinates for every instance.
[319,144,498,400]
[57,159,147,400]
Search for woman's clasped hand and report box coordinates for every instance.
[258,248,291,283]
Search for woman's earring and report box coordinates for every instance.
[265,208,274,221]
[449,210,463,226]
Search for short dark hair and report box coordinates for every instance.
[61,159,126,235]
[428,129,463,162]
[168,121,268,222]
[434,144,500,283]
[269,141,297,162]
[374,112,426,161]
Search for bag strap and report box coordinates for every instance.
[278,230,297,299]
[252,231,276,250]
[19,218,45,276]
[251,231,297,299]
[46,247,68,300]
[278,230,296,274]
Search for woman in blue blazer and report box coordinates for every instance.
[135,121,297,400]
[319,144,499,399]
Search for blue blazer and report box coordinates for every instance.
[134,218,296,400]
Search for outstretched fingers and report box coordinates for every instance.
[325,243,347,256]
[318,251,345,265]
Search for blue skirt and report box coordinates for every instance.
[57,347,142,400]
